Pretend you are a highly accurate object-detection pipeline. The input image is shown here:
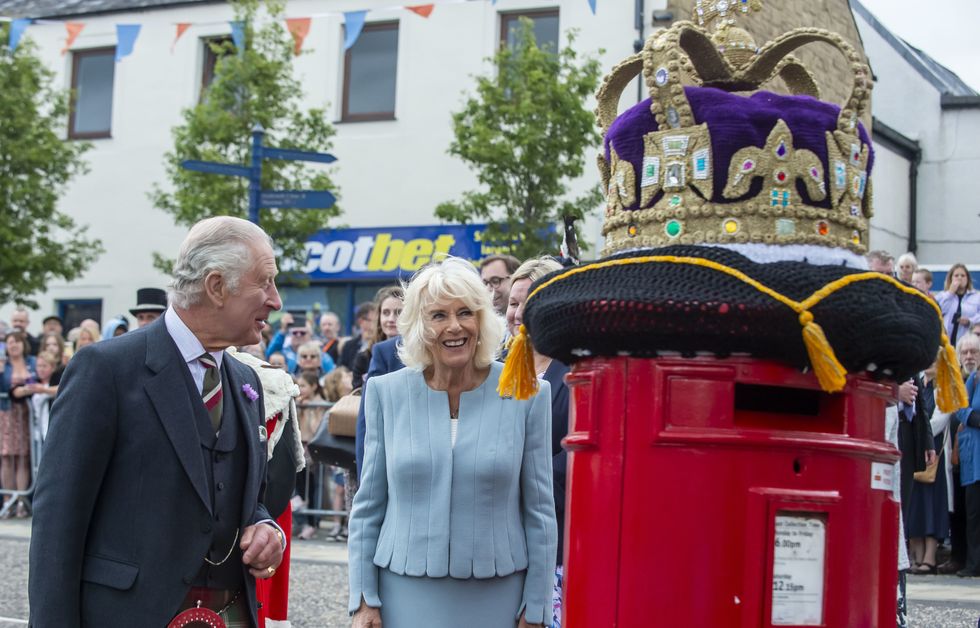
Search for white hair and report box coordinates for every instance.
[169,216,272,309]
[897,252,918,269]
[397,256,503,371]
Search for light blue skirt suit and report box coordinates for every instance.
[348,361,557,627]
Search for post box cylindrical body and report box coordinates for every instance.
[562,357,900,628]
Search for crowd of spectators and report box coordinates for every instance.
[3,251,979,619]
[864,250,980,590]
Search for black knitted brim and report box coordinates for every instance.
[523,245,940,383]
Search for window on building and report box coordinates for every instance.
[499,9,560,53]
[342,21,399,122]
[201,36,234,98]
[69,48,115,139]
[59,299,103,331]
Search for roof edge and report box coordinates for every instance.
[1,0,223,21]
[941,95,980,110]
[850,0,955,97]
[872,117,920,161]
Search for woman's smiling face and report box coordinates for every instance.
[424,298,479,371]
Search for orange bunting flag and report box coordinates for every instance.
[172,23,191,52]
[406,4,435,18]
[285,17,311,56]
[61,22,85,55]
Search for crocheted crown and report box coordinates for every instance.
[497,1,969,413]
[596,1,873,261]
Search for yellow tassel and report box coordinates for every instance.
[935,335,969,413]
[497,324,539,400]
[799,311,848,393]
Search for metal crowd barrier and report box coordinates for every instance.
[294,401,351,527]
[0,391,43,518]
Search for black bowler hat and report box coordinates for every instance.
[129,288,168,316]
[42,314,63,327]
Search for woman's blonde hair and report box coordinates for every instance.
[511,256,563,286]
[397,257,503,371]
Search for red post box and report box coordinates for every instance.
[562,356,900,628]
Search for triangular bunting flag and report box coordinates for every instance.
[172,22,191,52]
[229,20,246,55]
[406,4,434,18]
[588,0,597,14]
[115,24,141,62]
[61,22,84,55]
[343,10,368,50]
[8,18,32,52]
[285,17,311,56]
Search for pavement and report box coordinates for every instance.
[1,517,979,627]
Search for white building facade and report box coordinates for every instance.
[852,0,980,281]
[1,0,976,332]
[1,0,652,331]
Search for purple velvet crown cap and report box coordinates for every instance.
[604,86,873,212]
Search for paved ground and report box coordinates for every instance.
[1,517,978,627]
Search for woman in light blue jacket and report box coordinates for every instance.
[348,257,557,628]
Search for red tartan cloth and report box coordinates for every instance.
[256,415,292,627]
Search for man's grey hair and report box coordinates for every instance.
[169,216,273,310]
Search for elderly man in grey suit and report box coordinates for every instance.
[29,216,286,628]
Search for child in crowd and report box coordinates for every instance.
[268,352,287,370]
[29,352,60,448]
[294,371,328,540]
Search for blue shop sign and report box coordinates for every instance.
[302,224,501,280]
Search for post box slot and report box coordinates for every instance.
[734,384,845,434]
[736,384,820,416]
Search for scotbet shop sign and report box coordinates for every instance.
[302,224,499,280]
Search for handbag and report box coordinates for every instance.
[327,388,361,437]
[915,427,949,484]
[308,412,356,471]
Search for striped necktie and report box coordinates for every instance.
[198,353,223,433]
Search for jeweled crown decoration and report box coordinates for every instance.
[595,0,873,257]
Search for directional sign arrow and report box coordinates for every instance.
[263,148,337,164]
[182,160,251,178]
[259,190,336,209]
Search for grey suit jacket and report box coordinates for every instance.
[348,362,557,624]
[28,318,271,627]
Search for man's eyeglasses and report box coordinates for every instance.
[483,276,510,289]
[290,330,308,337]
[299,353,319,359]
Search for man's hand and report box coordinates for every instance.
[925,449,937,466]
[352,600,382,627]
[897,380,918,405]
[240,523,283,579]
[279,312,294,332]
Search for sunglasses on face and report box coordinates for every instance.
[290,330,308,336]
[299,354,318,359]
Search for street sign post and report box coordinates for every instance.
[180,124,337,224]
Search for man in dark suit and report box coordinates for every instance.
[29,216,285,628]
[354,336,404,479]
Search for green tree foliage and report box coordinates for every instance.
[151,0,340,276]
[0,26,102,308]
[436,19,603,259]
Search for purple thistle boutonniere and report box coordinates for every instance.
[242,383,259,402]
